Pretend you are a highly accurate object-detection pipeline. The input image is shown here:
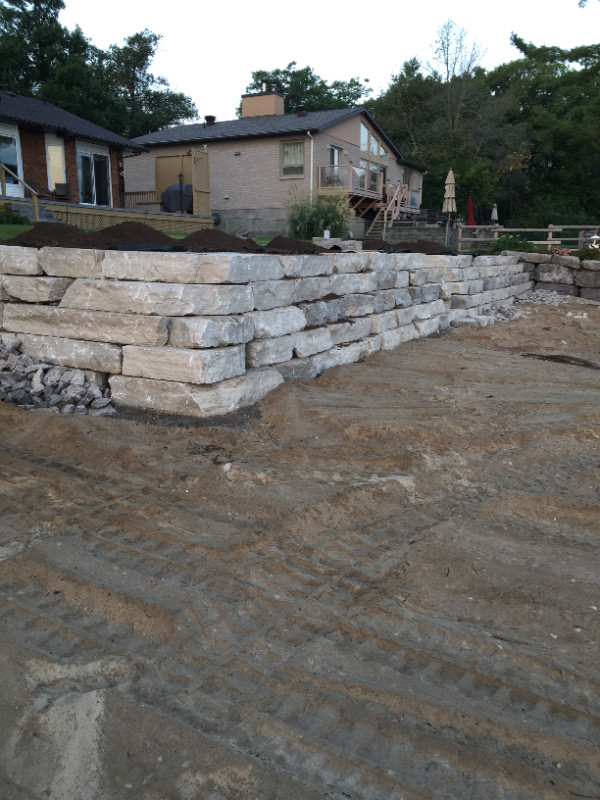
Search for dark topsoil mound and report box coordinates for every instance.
[5,222,451,255]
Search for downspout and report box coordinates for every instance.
[307,131,314,200]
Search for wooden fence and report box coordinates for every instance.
[457,224,600,253]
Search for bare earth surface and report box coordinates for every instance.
[0,297,599,800]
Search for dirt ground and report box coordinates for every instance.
[0,296,599,800]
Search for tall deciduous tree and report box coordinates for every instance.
[244,62,371,113]
[0,1,197,138]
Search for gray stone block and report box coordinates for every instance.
[169,315,254,349]
[39,247,103,278]
[535,264,575,284]
[420,284,441,303]
[575,270,600,288]
[1,275,73,303]
[579,287,600,301]
[279,254,333,278]
[3,304,168,345]
[275,358,319,382]
[246,334,296,367]
[0,245,41,275]
[122,344,245,384]
[1,332,122,372]
[60,279,254,316]
[328,317,373,344]
[299,301,328,327]
[109,368,283,418]
[247,306,306,339]
[294,328,333,358]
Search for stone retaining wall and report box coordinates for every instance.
[0,244,538,418]
[509,250,600,301]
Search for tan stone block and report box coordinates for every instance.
[109,368,283,418]
[246,334,295,367]
[39,247,103,278]
[169,316,254,348]
[2,304,168,345]
[60,279,254,316]
[102,251,284,284]
[293,327,333,358]
[1,275,73,302]
[0,332,121,372]
[0,245,41,275]
[122,344,245,384]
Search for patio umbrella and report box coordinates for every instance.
[491,203,498,224]
[442,169,456,247]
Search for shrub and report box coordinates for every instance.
[0,205,27,225]
[287,191,353,240]
[489,234,537,253]
[571,247,600,260]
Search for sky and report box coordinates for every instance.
[59,0,600,124]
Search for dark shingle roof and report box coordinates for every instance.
[133,106,419,169]
[0,91,141,150]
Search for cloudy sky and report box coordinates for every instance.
[59,0,600,123]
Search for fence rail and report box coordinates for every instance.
[457,224,600,253]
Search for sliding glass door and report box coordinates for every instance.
[76,145,111,206]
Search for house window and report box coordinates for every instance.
[360,123,369,152]
[282,140,304,176]
[76,143,111,206]
[370,134,379,157]
[0,123,23,197]
[380,144,387,159]
[329,146,342,165]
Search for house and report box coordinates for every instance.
[123,91,425,236]
[0,90,140,207]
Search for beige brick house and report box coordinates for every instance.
[123,91,425,237]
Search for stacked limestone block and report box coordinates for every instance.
[0,243,530,419]
[445,254,534,322]
[512,251,600,301]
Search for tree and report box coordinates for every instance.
[0,1,197,138]
[244,62,371,113]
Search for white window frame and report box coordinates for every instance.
[0,122,24,198]
[76,140,112,206]
[281,139,304,178]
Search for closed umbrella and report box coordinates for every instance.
[491,203,498,224]
[442,169,456,247]
[467,193,476,226]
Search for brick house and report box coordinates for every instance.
[124,91,425,236]
[0,91,140,207]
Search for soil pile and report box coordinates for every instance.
[4,222,452,255]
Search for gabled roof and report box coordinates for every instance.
[0,91,141,150]
[133,106,422,170]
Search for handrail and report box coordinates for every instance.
[0,163,40,222]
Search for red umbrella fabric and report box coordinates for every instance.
[467,193,476,226]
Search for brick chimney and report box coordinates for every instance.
[204,115,216,126]
[241,91,285,118]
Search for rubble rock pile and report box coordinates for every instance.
[0,336,115,416]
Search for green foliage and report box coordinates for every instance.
[287,192,353,240]
[488,234,537,253]
[572,246,600,260]
[0,205,27,225]
[245,62,371,114]
[0,1,197,138]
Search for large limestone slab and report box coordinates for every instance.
[2,304,168,345]
[294,327,333,358]
[247,306,306,339]
[246,334,296,367]
[328,272,378,296]
[60,279,254,316]
[534,264,575,284]
[380,324,419,349]
[1,275,73,302]
[0,332,122,372]
[39,247,103,278]
[292,276,335,303]
[0,245,41,276]
[328,251,370,273]
[575,270,600,288]
[369,310,397,334]
[311,337,380,372]
[329,317,373,344]
[102,251,284,284]
[109,368,283,418]
[252,279,295,311]
[169,315,254,348]
[122,344,245,384]
[279,254,333,278]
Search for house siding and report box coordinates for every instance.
[11,125,123,207]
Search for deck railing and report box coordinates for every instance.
[0,164,40,222]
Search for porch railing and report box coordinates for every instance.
[0,163,40,222]
[318,165,383,197]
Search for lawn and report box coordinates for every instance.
[0,224,33,242]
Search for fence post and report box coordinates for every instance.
[0,164,6,197]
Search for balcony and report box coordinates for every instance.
[317,165,420,221]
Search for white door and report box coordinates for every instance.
[0,123,24,198]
